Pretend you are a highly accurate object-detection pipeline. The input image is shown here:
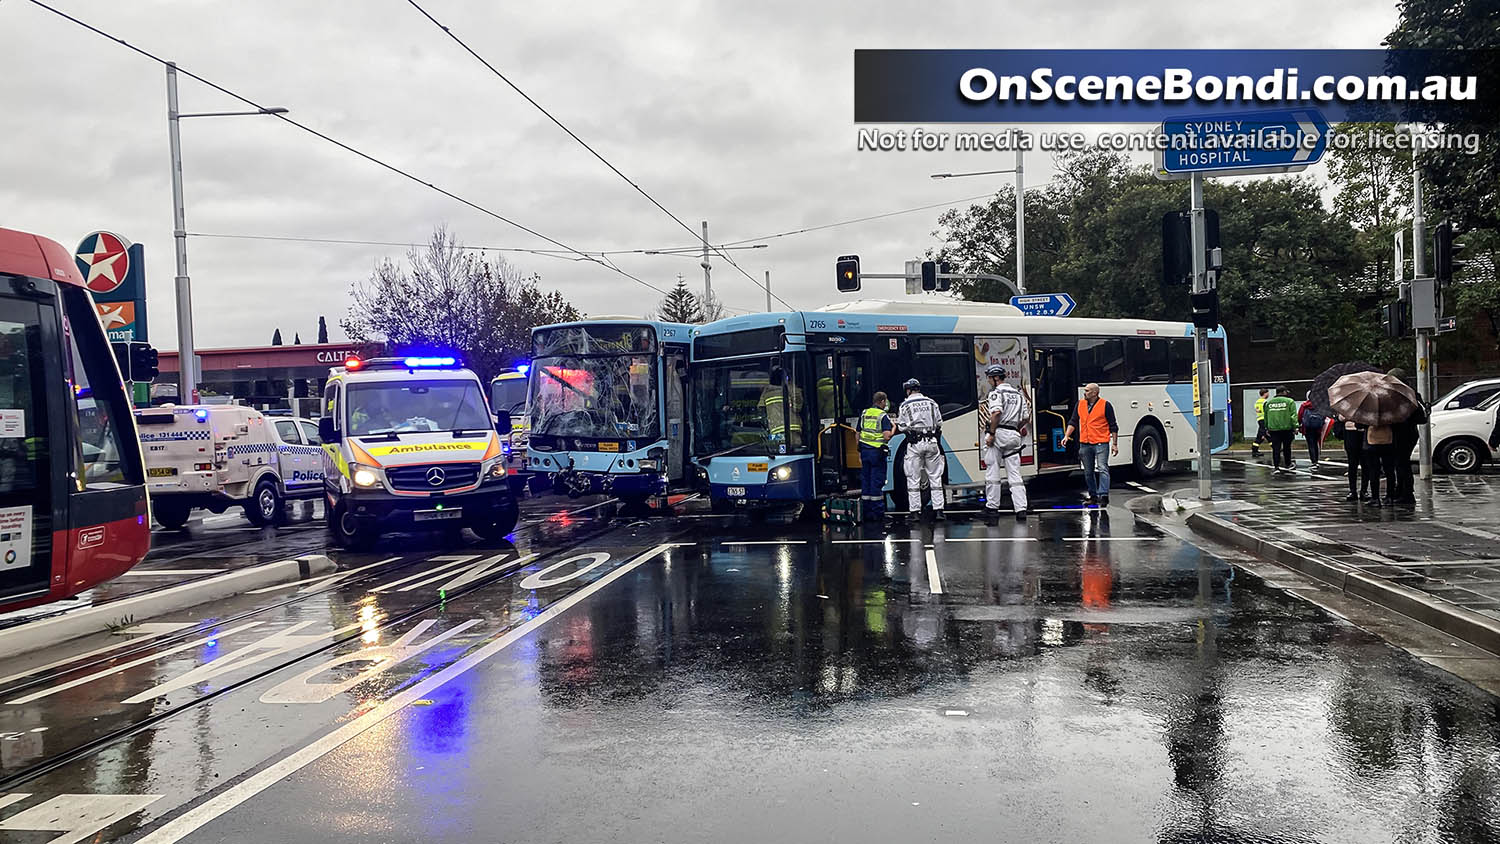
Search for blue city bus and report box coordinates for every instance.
[689,299,1230,512]
[523,318,693,505]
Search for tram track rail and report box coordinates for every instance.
[0,512,659,792]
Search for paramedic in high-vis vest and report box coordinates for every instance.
[894,378,946,521]
[857,392,894,522]
[982,364,1032,519]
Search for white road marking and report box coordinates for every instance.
[943,709,969,717]
[1125,481,1158,493]
[6,623,263,705]
[519,553,610,590]
[721,540,809,546]
[0,793,29,811]
[429,553,537,594]
[942,537,1037,543]
[925,548,944,595]
[1221,458,1319,478]
[247,556,401,595]
[0,623,195,689]
[260,620,483,704]
[1062,536,1160,542]
[369,557,475,593]
[120,569,221,577]
[831,539,895,545]
[122,621,362,705]
[135,542,688,844]
[0,793,162,844]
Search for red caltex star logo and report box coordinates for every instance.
[74,231,132,294]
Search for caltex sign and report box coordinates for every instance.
[75,231,149,342]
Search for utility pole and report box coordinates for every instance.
[1014,148,1026,294]
[1190,172,1213,500]
[764,270,772,312]
[699,220,712,309]
[166,62,197,404]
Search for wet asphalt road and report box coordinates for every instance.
[3,476,1500,843]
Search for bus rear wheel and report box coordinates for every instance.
[1132,423,1166,478]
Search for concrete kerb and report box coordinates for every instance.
[0,555,336,659]
[1186,512,1500,656]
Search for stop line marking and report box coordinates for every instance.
[135,542,691,844]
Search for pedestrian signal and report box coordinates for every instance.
[1190,289,1220,329]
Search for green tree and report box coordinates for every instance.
[1325,122,1413,288]
[342,226,582,382]
[317,316,329,344]
[656,277,702,323]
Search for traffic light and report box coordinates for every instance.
[131,342,160,381]
[1435,221,1469,284]
[1381,301,1409,338]
[836,255,861,292]
[1189,289,1220,329]
[1162,210,1220,285]
[111,341,160,381]
[936,261,951,292]
[921,260,937,291]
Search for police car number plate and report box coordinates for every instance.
[413,508,462,522]
[726,486,746,497]
[147,467,178,477]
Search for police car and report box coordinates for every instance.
[319,355,518,549]
[135,405,324,529]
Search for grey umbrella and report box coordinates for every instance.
[1309,361,1382,416]
[1328,371,1420,426]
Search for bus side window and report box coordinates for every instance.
[1078,338,1127,385]
[1167,339,1194,384]
[1126,338,1170,383]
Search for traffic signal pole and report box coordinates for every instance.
[1411,154,1433,481]
[1191,172,1213,501]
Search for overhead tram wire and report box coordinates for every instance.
[185,232,768,258]
[404,0,792,310]
[22,0,671,298]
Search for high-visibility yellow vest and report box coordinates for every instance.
[1255,396,1267,422]
[858,407,888,448]
[760,389,802,437]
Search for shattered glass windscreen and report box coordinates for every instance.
[530,355,659,439]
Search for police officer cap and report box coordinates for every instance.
[985,364,1006,378]
[903,378,921,390]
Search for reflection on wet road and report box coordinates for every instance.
[3,486,1500,843]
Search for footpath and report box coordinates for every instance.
[1153,454,1500,662]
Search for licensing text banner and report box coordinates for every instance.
[852,50,1500,124]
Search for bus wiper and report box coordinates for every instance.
[451,428,490,437]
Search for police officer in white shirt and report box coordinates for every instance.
[982,364,1031,520]
[894,378,946,521]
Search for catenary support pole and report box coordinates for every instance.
[1014,147,1026,295]
[167,62,197,403]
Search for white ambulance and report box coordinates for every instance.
[319,355,518,549]
[134,405,325,529]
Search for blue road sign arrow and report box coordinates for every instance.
[1009,293,1076,317]
[1156,109,1328,178]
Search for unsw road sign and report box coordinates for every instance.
[1155,109,1329,180]
[1009,293,1076,317]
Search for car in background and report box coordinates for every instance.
[1431,390,1500,473]
[1434,377,1500,413]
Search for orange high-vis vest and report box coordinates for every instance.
[1076,398,1112,444]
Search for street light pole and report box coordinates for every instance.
[166,63,196,402]
[165,63,288,403]
[931,154,1026,294]
[1411,143,1433,482]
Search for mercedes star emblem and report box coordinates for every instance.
[426,467,446,486]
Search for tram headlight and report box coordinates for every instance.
[352,465,380,488]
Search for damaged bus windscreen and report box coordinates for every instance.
[529,324,659,440]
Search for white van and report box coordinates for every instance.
[135,405,324,528]
[319,356,518,549]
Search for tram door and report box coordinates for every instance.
[1030,342,1079,470]
[812,348,871,494]
[0,294,61,602]
[664,348,688,484]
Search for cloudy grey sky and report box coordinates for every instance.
[2,0,1397,349]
